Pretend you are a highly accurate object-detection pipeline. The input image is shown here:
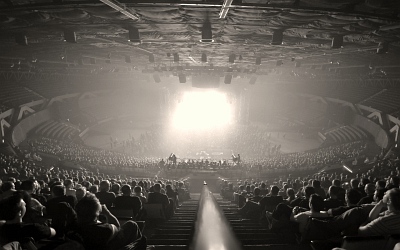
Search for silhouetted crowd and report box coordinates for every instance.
[220,157,400,244]
[0,152,191,249]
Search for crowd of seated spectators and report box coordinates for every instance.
[220,157,400,246]
[31,137,161,170]
[0,152,191,249]
[30,135,367,176]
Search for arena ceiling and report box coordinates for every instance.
[1,0,400,84]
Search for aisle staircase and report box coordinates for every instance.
[146,194,199,250]
[215,194,311,250]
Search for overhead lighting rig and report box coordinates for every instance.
[219,0,233,19]
[100,0,139,21]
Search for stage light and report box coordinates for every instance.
[149,54,155,63]
[174,53,179,63]
[249,76,257,85]
[229,54,235,63]
[172,91,233,130]
[201,20,213,43]
[271,30,283,45]
[128,27,141,43]
[15,33,28,46]
[201,53,207,63]
[64,29,76,43]
[153,74,161,83]
[105,53,111,64]
[331,35,343,49]
[178,73,186,83]
[224,74,232,84]
[376,42,389,54]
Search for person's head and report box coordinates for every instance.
[1,181,15,192]
[121,184,132,196]
[153,183,161,193]
[346,189,362,206]
[75,193,102,225]
[309,194,324,212]
[374,188,387,202]
[286,188,295,198]
[76,187,87,201]
[391,176,400,187]
[111,183,120,194]
[270,186,279,196]
[384,188,400,212]
[166,184,173,191]
[64,179,74,189]
[0,192,26,222]
[304,186,315,198]
[376,180,386,190]
[253,187,260,196]
[332,179,341,187]
[99,180,110,192]
[365,183,375,195]
[328,186,339,199]
[51,185,66,197]
[312,180,321,189]
[350,178,359,189]
[20,180,35,193]
[133,186,142,195]
[88,184,98,194]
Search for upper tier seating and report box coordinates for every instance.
[360,87,400,114]
[0,82,43,108]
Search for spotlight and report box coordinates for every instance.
[174,53,179,63]
[224,74,232,84]
[249,76,257,85]
[271,30,283,45]
[15,33,28,46]
[201,53,207,63]
[201,20,213,43]
[331,34,343,49]
[178,73,186,83]
[64,29,76,43]
[376,42,389,54]
[149,54,155,63]
[105,53,111,64]
[128,27,141,43]
[229,54,235,63]
[153,74,161,83]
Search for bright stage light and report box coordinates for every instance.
[172,91,233,130]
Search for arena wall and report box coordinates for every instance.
[11,109,51,146]
[354,114,389,148]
